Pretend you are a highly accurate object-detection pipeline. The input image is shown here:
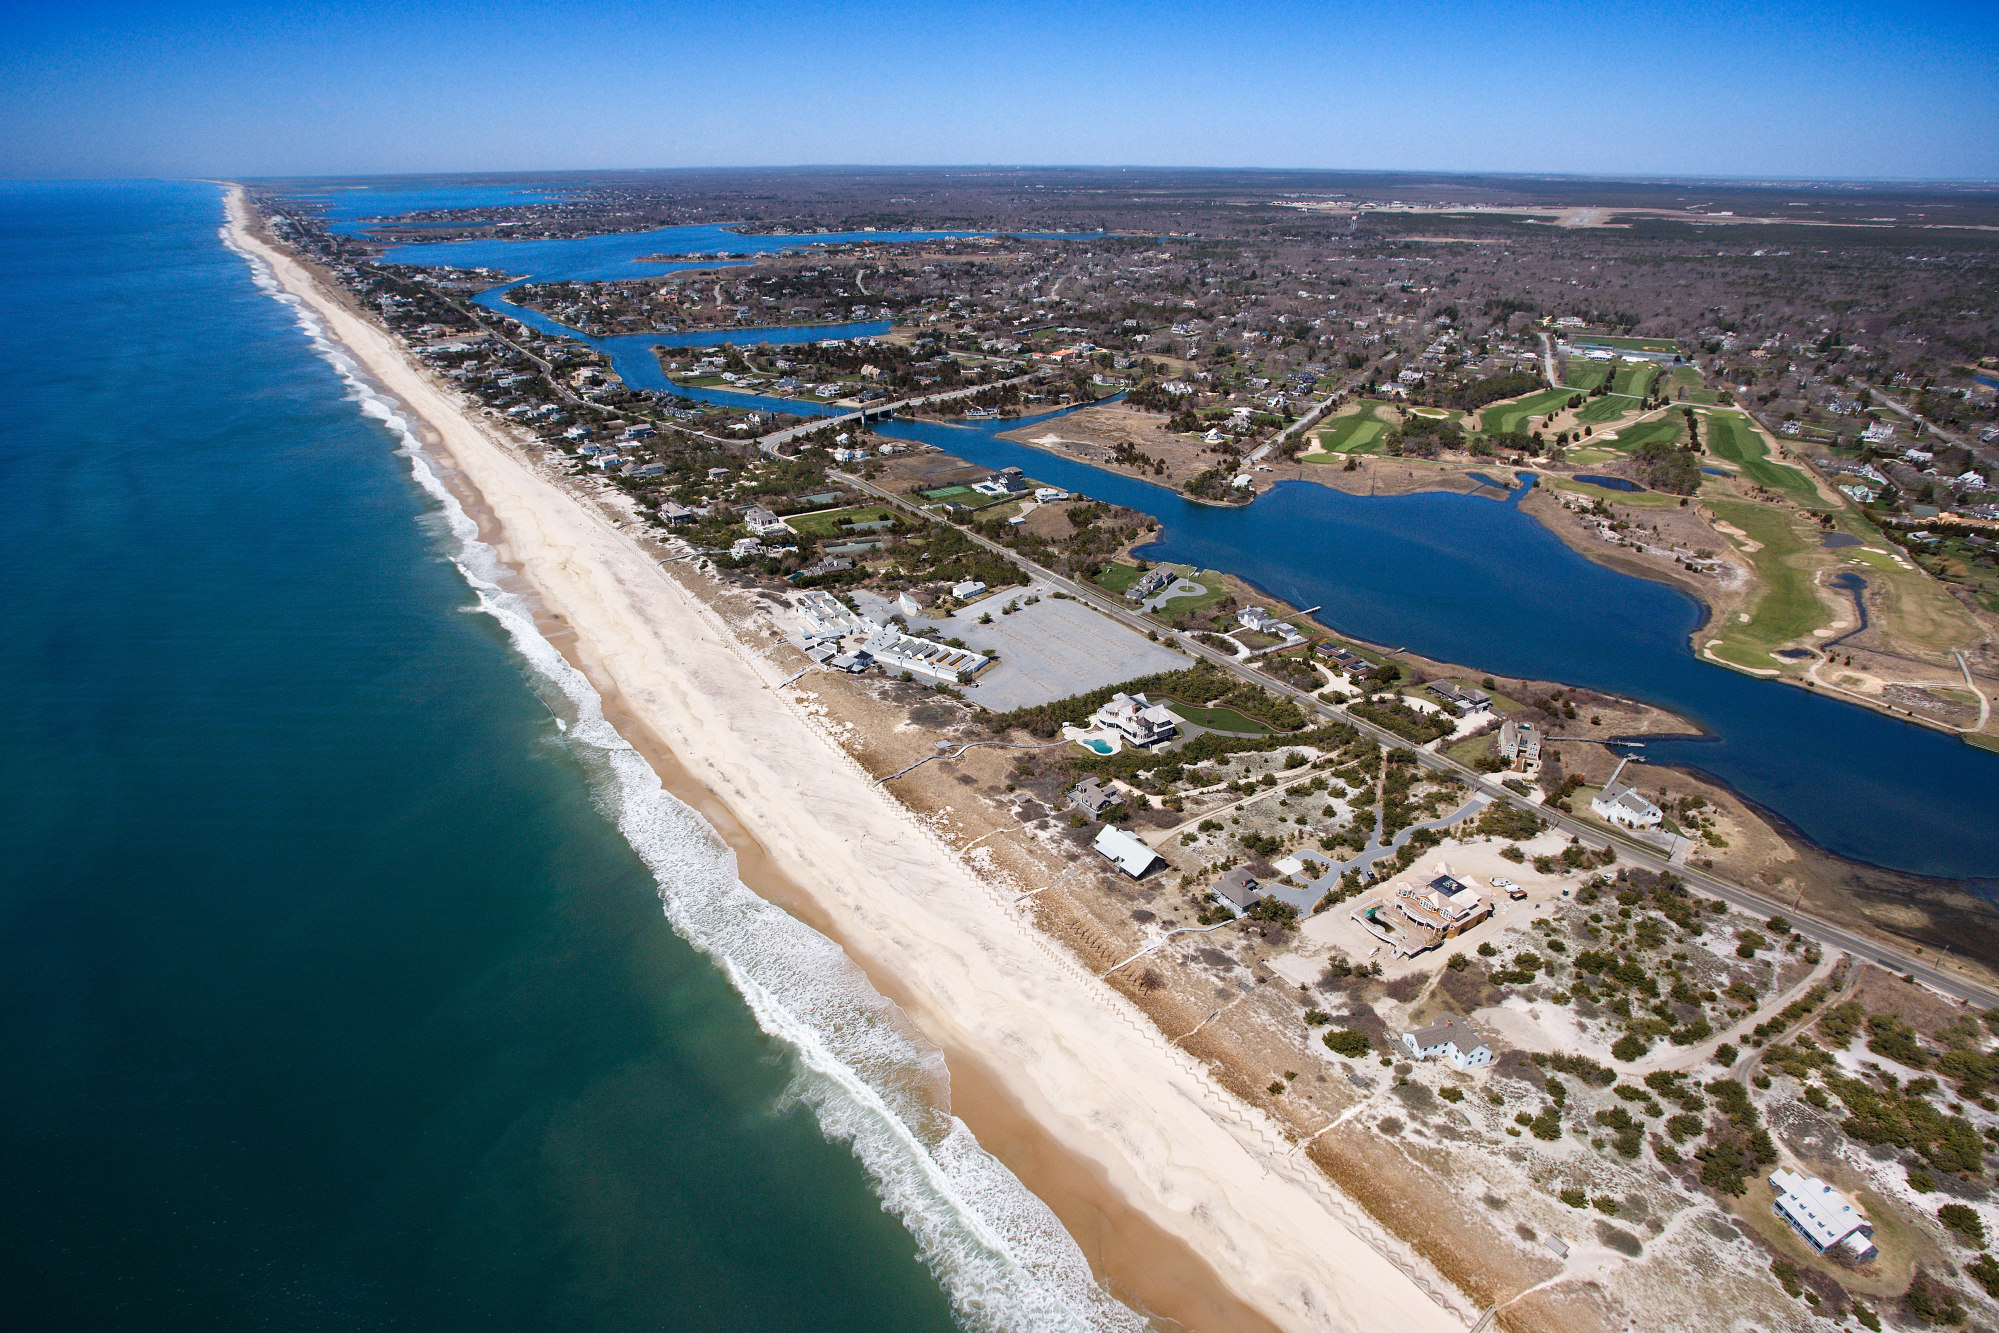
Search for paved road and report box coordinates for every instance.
[828,469,1999,1008]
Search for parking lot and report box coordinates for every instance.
[947,585,1187,710]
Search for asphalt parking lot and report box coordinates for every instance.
[947,585,1187,710]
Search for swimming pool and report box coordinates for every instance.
[1080,738,1114,755]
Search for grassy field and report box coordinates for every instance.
[1445,731,1499,767]
[1481,387,1576,435]
[1611,363,1659,398]
[1704,499,1827,670]
[1094,562,1144,594]
[1561,361,1610,391]
[1311,402,1390,455]
[784,505,897,537]
[1164,700,1272,734]
[1702,413,1818,505]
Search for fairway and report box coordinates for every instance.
[1610,362,1658,397]
[1576,395,1636,425]
[1598,416,1686,452]
[1705,498,1826,670]
[1561,361,1610,391]
[1311,403,1388,456]
[1702,413,1817,504]
[1480,387,1575,435]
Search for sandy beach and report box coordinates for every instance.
[225,185,1473,1333]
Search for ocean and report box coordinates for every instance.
[0,180,1134,1330]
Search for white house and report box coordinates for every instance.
[1090,692,1179,747]
[1401,1015,1493,1070]
[1591,758,1663,829]
[1770,1170,1877,1261]
[950,580,987,600]
[1093,825,1164,879]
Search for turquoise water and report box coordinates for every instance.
[0,181,1134,1330]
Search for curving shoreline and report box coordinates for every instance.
[224,186,1473,1333]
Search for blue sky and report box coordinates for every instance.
[2,0,1995,179]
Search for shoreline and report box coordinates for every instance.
[225,187,1473,1333]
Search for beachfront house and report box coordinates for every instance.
[1770,1170,1877,1261]
[1591,758,1663,829]
[1498,718,1541,769]
[1068,778,1123,819]
[1401,1015,1494,1070]
[1211,867,1264,912]
[1425,680,1492,715]
[1090,692,1179,748]
[1092,825,1164,879]
[1393,872,1491,945]
[743,505,792,538]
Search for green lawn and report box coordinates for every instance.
[1164,701,1272,734]
[1311,403,1389,456]
[1611,363,1658,398]
[1704,499,1827,670]
[1561,361,1610,392]
[922,485,972,499]
[1094,562,1145,594]
[1702,413,1817,505]
[1481,387,1576,435]
[784,505,896,537]
[1149,575,1234,624]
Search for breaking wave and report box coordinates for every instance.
[224,216,1143,1333]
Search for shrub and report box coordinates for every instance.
[1439,1086,1463,1103]
[1323,1029,1370,1058]
[1559,1187,1587,1209]
[1611,1033,1649,1062]
[1940,1203,1986,1246]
